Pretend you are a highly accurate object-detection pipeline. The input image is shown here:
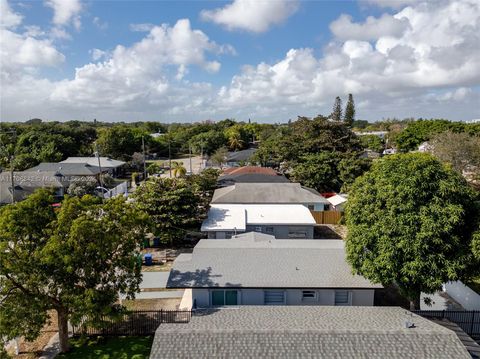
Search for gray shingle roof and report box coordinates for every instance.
[167,235,381,289]
[26,162,101,176]
[218,173,290,186]
[150,306,470,359]
[226,148,257,162]
[211,183,329,204]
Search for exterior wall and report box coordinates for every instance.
[444,281,480,310]
[191,288,375,307]
[245,225,314,239]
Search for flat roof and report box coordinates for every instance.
[201,204,316,231]
[151,306,470,359]
[167,235,381,289]
[211,182,329,204]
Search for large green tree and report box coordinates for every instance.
[345,153,480,310]
[0,191,148,352]
[133,177,200,244]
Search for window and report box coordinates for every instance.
[288,227,307,239]
[225,232,233,239]
[265,226,274,234]
[264,290,285,305]
[302,290,316,300]
[211,290,238,306]
[307,204,315,211]
[254,226,262,232]
[334,291,351,306]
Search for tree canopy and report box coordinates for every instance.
[0,190,149,352]
[345,153,480,310]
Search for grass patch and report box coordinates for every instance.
[57,336,153,359]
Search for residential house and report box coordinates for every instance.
[224,148,257,167]
[201,204,316,239]
[211,182,329,211]
[26,162,101,178]
[217,166,289,187]
[150,306,470,359]
[167,232,381,307]
[0,171,66,204]
[60,156,126,176]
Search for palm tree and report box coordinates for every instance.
[228,133,244,151]
[171,161,187,177]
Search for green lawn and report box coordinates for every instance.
[56,336,153,359]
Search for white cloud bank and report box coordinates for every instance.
[1,0,479,122]
[45,0,82,29]
[200,0,299,33]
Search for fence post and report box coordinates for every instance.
[442,310,445,319]
[470,311,475,335]
[161,309,163,324]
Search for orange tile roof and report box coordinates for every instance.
[222,166,278,176]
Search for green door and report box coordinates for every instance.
[212,291,225,306]
[225,290,238,305]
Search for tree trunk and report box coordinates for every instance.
[409,293,421,311]
[56,307,70,353]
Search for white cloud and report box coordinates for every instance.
[129,23,155,32]
[437,87,472,102]
[48,19,230,108]
[44,0,82,29]
[365,0,419,9]
[217,0,480,120]
[330,13,410,41]
[200,0,298,33]
[93,17,108,30]
[0,0,23,28]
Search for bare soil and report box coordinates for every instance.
[123,298,182,311]
[8,311,58,359]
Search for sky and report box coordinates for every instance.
[0,0,479,123]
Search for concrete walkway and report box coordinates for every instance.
[38,333,60,359]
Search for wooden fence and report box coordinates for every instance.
[72,310,191,336]
[310,210,342,225]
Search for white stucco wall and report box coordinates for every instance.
[192,288,375,307]
[444,281,480,310]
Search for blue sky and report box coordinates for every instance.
[1,0,479,123]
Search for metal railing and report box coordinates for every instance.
[414,310,480,339]
[72,310,191,336]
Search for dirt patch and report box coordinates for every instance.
[124,298,182,311]
[8,311,58,359]
[141,247,193,271]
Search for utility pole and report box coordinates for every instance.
[95,142,105,201]
[168,139,172,178]
[189,145,192,175]
[142,136,147,181]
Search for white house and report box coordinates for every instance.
[167,232,381,307]
[201,204,317,239]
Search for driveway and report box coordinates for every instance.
[121,271,184,300]
[140,271,170,290]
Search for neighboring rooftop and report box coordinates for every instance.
[226,148,257,162]
[167,234,380,289]
[60,157,126,168]
[218,166,290,186]
[25,162,101,176]
[151,306,470,359]
[201,204,316,232]
[222,166,278,176]
[327,193,348,207]
[211,182,329,204]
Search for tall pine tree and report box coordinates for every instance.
[344,94,355,126]
[331,96,342,122]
